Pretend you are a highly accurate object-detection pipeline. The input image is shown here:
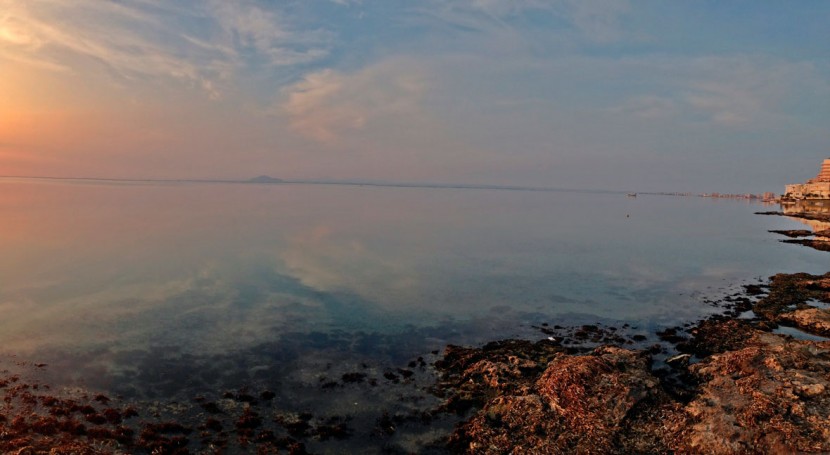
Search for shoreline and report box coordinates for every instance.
[1,212,829,453]
[436,271,830,454]
[436,210,830,454]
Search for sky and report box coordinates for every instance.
[1,0,829,193]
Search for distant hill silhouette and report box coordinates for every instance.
[248,175,283,183]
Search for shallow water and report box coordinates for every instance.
[773,325,830,342]
[0,179,825,451]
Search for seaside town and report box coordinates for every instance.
[643,158,830,202]
[697,191,777,201]
[644,191,777,201]
[783,158,830,200]
[713,157,830,201]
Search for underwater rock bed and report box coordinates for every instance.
[3,271,830,454]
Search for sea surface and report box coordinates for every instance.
[1,179,826,451]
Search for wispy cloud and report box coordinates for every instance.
[422,0,630,43]
[281,60,426,143]
[562,0,630,43]
[0,0,329,98]
[608,95,679,120]
[206,1,330,67]
[329,0,363,6]
[684,82,759,126]
[603,55,829,128]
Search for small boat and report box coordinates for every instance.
[627,193,637,197]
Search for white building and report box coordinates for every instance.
[784,158,830,200]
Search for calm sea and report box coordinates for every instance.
[0,179,825,450]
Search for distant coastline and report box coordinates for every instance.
[0,174,775,200]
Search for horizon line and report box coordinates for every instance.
[0,174,762,197]
[0,174,636,195]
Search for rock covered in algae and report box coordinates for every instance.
[677,331,830,454]
[447,346,683,454]
[777,307,830,337]
[439,321,830,454]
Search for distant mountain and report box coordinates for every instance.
[248,175,283,183]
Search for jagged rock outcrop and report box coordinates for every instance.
[677,331,830,454]
[445,346,683,454]
[438,323,830,454]
[752,272,830,337]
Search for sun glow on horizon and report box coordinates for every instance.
[0,1,826,191]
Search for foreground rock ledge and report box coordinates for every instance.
[753,271,830,336]
[437,323,830,454]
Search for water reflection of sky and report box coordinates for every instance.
[0,180,825,361]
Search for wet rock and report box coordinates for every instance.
[534,347,668,448]
[437,340,562,397]
[447,346,680,454]
[320,380,339,389]
[743,283,767,296]
[435,339,564,418]
[781,238,830,252]
[341,372,367,383]
[235,409,262,431]
[276,413,313,439]
[769,229,814,238]
[436,313,830,454]
[84,413,107,425]
[777,307,830,337]
[677,318,756,357]
[656,327,686,344]
[753,272,830,337]
[396,368,414,379]
[103,408,122,424]
[315,416,351,441]
[122,406,139,419]
[235,391,258,404]
[374,412,397,436]
[202,417,223,432]
[754,272,830,319]
[200,401,222,414]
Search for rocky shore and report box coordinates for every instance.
[435,210,830,454]
[2,210,830,454]
[435,307,830,454]
[759,209,830,253]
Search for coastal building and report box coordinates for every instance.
[784,158,830,200]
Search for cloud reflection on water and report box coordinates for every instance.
[1,181,825,361]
